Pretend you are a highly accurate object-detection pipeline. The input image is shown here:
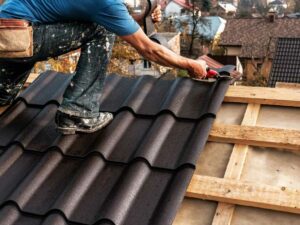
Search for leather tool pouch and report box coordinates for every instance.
[0,19,33,58]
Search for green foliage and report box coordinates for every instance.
[177,69,189,77]
[295,0,300,12]
[237,0,276,17]
[255,3,271,16]
[239,0,253,9]
[236,9,253,18]
[201,0,211,12]
[237,0,253,18]
[242,74,268,87]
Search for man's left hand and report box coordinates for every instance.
[151,5,162,23]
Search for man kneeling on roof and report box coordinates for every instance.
[0,0,207,135]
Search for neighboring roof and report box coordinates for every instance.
[198,55,224,68]
[171,0,193,9]
[197,16,226,40]
[268,38,300,87]
[220,18,300,58]
[218,2,237,12]
[0,71,230,225]
[160,0,170,10]
[287,12,300,18]
[269,0,285,5]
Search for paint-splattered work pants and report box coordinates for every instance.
[0,22,115,117]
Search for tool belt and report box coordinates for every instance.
[0,19,33,58]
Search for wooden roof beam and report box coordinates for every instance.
[224,86,300,107]
[209,124,300,151]
[187,175,300,214]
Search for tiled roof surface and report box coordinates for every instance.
[220,18,300,58]
[268,38,300,87]
[0,71,230,225]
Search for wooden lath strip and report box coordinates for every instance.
[240,103,261,127]
[211,104,261,225]
[224,86,300,107]
[209,124,300,151]
[276,82,300,90]
[186,175,300,214]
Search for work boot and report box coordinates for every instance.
[0,89,17,106]
[55,111,113,135]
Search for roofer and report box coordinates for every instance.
[0,0,207,134]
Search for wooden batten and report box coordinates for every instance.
[211,104,261,225]
[187,175,300,215]
[209,124,300,151]
[276,82,300,90]
[224,86,300,107]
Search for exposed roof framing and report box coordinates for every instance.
[183,84,300,224]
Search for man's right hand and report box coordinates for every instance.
[187,59,207,79]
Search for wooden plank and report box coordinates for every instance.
[276,82,300,90]
[224,86,300,107]
[240,103,261,126]
[211,104,261,225]
[186,175,300,214]
[209,124,300,151]
[219,104,261,180]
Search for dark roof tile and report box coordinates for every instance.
[0,146,193,225]
[0,104,214,169]
[0,102,42,146]
[0,72,230,225]
[17,71,73,106]
[17,72,229,119]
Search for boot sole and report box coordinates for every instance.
[57,115,113,135]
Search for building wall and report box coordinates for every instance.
[225,46,242,56]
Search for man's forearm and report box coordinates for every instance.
[137,42,190,70]
[121,28,206,78]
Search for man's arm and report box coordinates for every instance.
[120,28,207,79]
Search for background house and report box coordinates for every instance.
[268,0,288,17]
[164,0,193,17]
[219,16,300,82]
[210,1,237,18]
[268,37,300,87]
